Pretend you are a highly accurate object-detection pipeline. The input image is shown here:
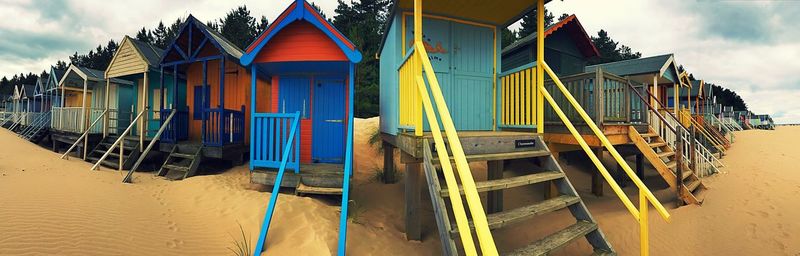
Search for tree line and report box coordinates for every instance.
[1,2,748,113]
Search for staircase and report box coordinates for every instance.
[19,112,51,142]
[629,127,706,205]
[157,144,203,180]
[423,135,613,255]
[86,135,142,170]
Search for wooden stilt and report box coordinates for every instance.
[486,160,503,213]
[636,153,644,179]
[546,150,560,199]
[592,147,604,197]
[383,141,396,184]
[404,154,421,241]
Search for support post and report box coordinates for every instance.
[220,58,225,143]
[104,79,110,137]
[383,141,396,184]
[546,149,560,199]
[201,60,207,143]
[636,153,644,179]
[675,128,684,207]
[690,126,697,175]
[486,160,503,214]
[404,153,421,241]
[592,147,604,197]
[141,71,148,150]
[639,190,649,256]
[536,0,545,133]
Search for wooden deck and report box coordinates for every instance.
[251,163,344,189]
[159,141,247,164]
[384,131,543,161]
[543,123,649,147]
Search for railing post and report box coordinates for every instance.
[690,126,697,176]
[536,0,545,133]
[675,128,684,208]
[639,190,649,256]
[594,68,604,127]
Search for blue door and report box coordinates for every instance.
[312,79,345,163]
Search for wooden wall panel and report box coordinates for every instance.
[253,21,347,63]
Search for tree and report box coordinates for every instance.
[558,13,570,21]
[310,2,326,19]
[518,8,554,39]
[55,60,68,70]
[588,29,641,65]
[135,27,154,44]
[257,15,269,34]
[218,6,259,50]
[332,0,391,117]
[501,28,516,48]
[710,84,748,111]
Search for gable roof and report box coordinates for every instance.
[584,54,681,84]
[241,0,362,65]
[48,67,66,91]
[106,36,164,78]
[63,64,133,88]
[160,15,244,66]
[502,15,600,58]
[20,84,35,99]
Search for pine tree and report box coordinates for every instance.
[153,21,169,48]
[218,6,259,50]
[558,13,569,21]
[588,29,641,65]
[257,16,269,34]
[501,28,516,48]
[518,8,554,38]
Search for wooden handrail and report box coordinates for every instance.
[122,109,176,183]
[90,107,149,171]
[61,109,109,160]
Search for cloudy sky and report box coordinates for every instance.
[1,0,798,123]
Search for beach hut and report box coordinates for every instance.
[6,85,25,130]
[587,56,724,201]
[53,64,133,158]
[375,0,672,255]
[16,75,54,141]
[240,0,360,254]
[153,15,267,180]
[83,36,175,172]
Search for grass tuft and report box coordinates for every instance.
[227,222,252,256]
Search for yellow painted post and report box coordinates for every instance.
[640,190,649,256]
[413,0,422,137]
[536,0,545,133]
[525,69,531,125]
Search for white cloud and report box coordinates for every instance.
[546,0,800,123]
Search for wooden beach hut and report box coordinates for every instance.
[153,14,268,180]
[53,64,133,157]
[83,36,176,172]
[239,0,360,254]
[16,75,55,142]
[377,0,670,255]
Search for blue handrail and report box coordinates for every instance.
[337,62,355,255]
[253,111,301,254]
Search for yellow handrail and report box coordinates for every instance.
[542,61,669,255]
[417,45,498,255]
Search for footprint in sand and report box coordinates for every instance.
[167,220,179,232]
[746,223,757,238]
[757,210,769,217]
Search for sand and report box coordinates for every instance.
[0,117,798,255]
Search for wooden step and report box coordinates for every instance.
[680,169,693,180]
[434,150,550,163]
[657,151,675,158]
[649,142,667,148]
[440,171,564,197]
[296,183,343,195]
[171,153,195,159]
[162,164,189,172]
[640,133,658,138]
[686,179,702,192]
[449,195,580,238]
[665,161,677,170]
[508,221,599,256]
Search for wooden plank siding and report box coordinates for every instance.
[106,40,149,78]
[254,21,348,63]
[184,58,270,143]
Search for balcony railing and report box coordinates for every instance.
[250,112,300,171]
[161,107,189,143]
[203,106,246,146]
[541,69,641,127]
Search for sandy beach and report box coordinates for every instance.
[1,117,798,255]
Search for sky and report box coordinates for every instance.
[0,0,798,123]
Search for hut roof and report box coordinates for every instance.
[241,0,362,65]
[502,15,599,58]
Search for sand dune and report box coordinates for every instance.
[0,118,798,255]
